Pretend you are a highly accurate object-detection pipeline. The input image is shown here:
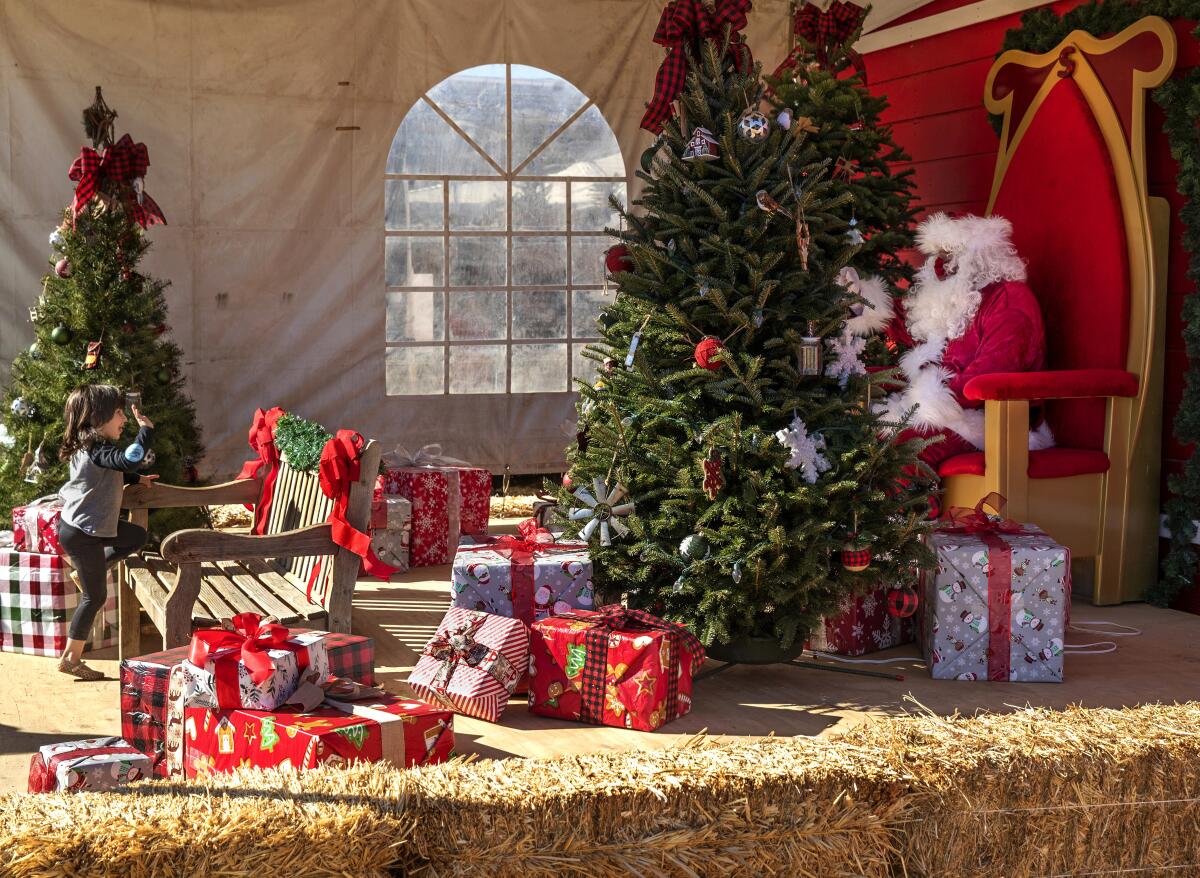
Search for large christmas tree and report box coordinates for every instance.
[561,36,932,652]
[0,88,203,518]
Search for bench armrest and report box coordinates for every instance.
[124,477,263,511]
[161,523,336,564]
[964,369,1139,402]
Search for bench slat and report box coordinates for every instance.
[194,563,242,624]
[211,559,305,625]
[125,557,171,624]
[238,557,327,623]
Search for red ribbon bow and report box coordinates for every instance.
[235,406,285,535]
[640,0,754,134]
[774,1,868,83]
[941,493,1030,536]
[319,430,390,585]
[476,532,588,626]
[68,133,167,228]
[188,613,292,686]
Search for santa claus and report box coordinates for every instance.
[876,213,1053,469]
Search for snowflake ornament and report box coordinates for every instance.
[825,328,867,387]
[570,477,635,546]
[775,415,830,484]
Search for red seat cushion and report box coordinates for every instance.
[937,448,1111,479]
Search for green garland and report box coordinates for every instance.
[274,412,331,473]
[998,1,1200,605]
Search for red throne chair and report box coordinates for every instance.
[939,17,1177,604]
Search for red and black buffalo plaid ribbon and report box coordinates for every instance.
[640,0,754,134]
[774,0,868,83]
[557,605,706,725]
[68,133,167,228]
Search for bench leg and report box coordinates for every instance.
[163,563,202,650]
[118,561,143,660]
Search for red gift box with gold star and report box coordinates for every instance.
[527,606,704,731]
[177,690,453,778]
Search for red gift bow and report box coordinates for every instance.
[188,613,294,707]
[474,532,587,627]
[235,406,285,535]
[319,430,393,585]
[774,0,868,83]
[422,611,517,696]
[940,493,1031,536]
[640,0,753,134]
[551,604,705,724]
[68,133,167,228]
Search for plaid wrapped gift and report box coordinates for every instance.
[28,736,152,793]
[528,606,705,731]
[407,607,527,722]
[121,629,375,775]
[13,495,64,556]
[1,548,115,657]
[808,584,916,656]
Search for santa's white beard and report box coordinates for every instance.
[904,259,982,345]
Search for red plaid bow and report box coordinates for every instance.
[68,133,167,228]
[640,0,754,134]
[774,0,868,83]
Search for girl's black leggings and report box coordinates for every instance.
[57,519,147,641]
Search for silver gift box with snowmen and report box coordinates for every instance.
[451,535,595,622]
[922,525,1071,682]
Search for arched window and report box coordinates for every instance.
[384,64,627,395]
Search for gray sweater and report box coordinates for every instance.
[59,426,154,537]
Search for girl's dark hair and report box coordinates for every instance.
[60,384,125,461]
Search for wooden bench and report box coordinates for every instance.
[117,440,381,657]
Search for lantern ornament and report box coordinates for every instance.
[796,321,822,376]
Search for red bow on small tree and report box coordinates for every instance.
[774,0,868,83]
[68,133,167,228]
[640,0,754,134]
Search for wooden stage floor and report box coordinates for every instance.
[2,520,1198,793]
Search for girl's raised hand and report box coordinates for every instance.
[131,405,155,429]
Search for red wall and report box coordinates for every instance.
[864,3,1200,607]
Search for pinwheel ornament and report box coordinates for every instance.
[570,478,636,546]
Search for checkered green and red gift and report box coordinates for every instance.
[1,548,114,657]
[528,605,704,731]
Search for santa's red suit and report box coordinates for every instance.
[875,213,1052,470]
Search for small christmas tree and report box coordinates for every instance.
[0,88,203,520]
[560,35,933,652]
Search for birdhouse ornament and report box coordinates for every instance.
[683,127,720,162]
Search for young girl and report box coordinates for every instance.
[56,384,158,680]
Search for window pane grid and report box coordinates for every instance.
[385,63,625,397]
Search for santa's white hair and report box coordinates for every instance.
[875,213,1052,451]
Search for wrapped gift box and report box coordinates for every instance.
[182,623,332,710]
[1,547,115,657]
[528,606,704,731]
[809,585,915,656]
[13,496,64,557]
[452,533,594,626]
[923,521,1070,682]
[173,682,454,778]
[407,607,527,722]
[378,457,492,567]
[120,629,374,776]
[28,737,152,793]
[366,491,412,575]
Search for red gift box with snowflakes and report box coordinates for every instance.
[174,680,454,778]
[377,463,490,568]
[13,496,65,557]
[528,606,704,731]
[808,584,916,656]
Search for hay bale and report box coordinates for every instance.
[3,703,1198,877]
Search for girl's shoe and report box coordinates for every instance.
[58,657,105,681]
